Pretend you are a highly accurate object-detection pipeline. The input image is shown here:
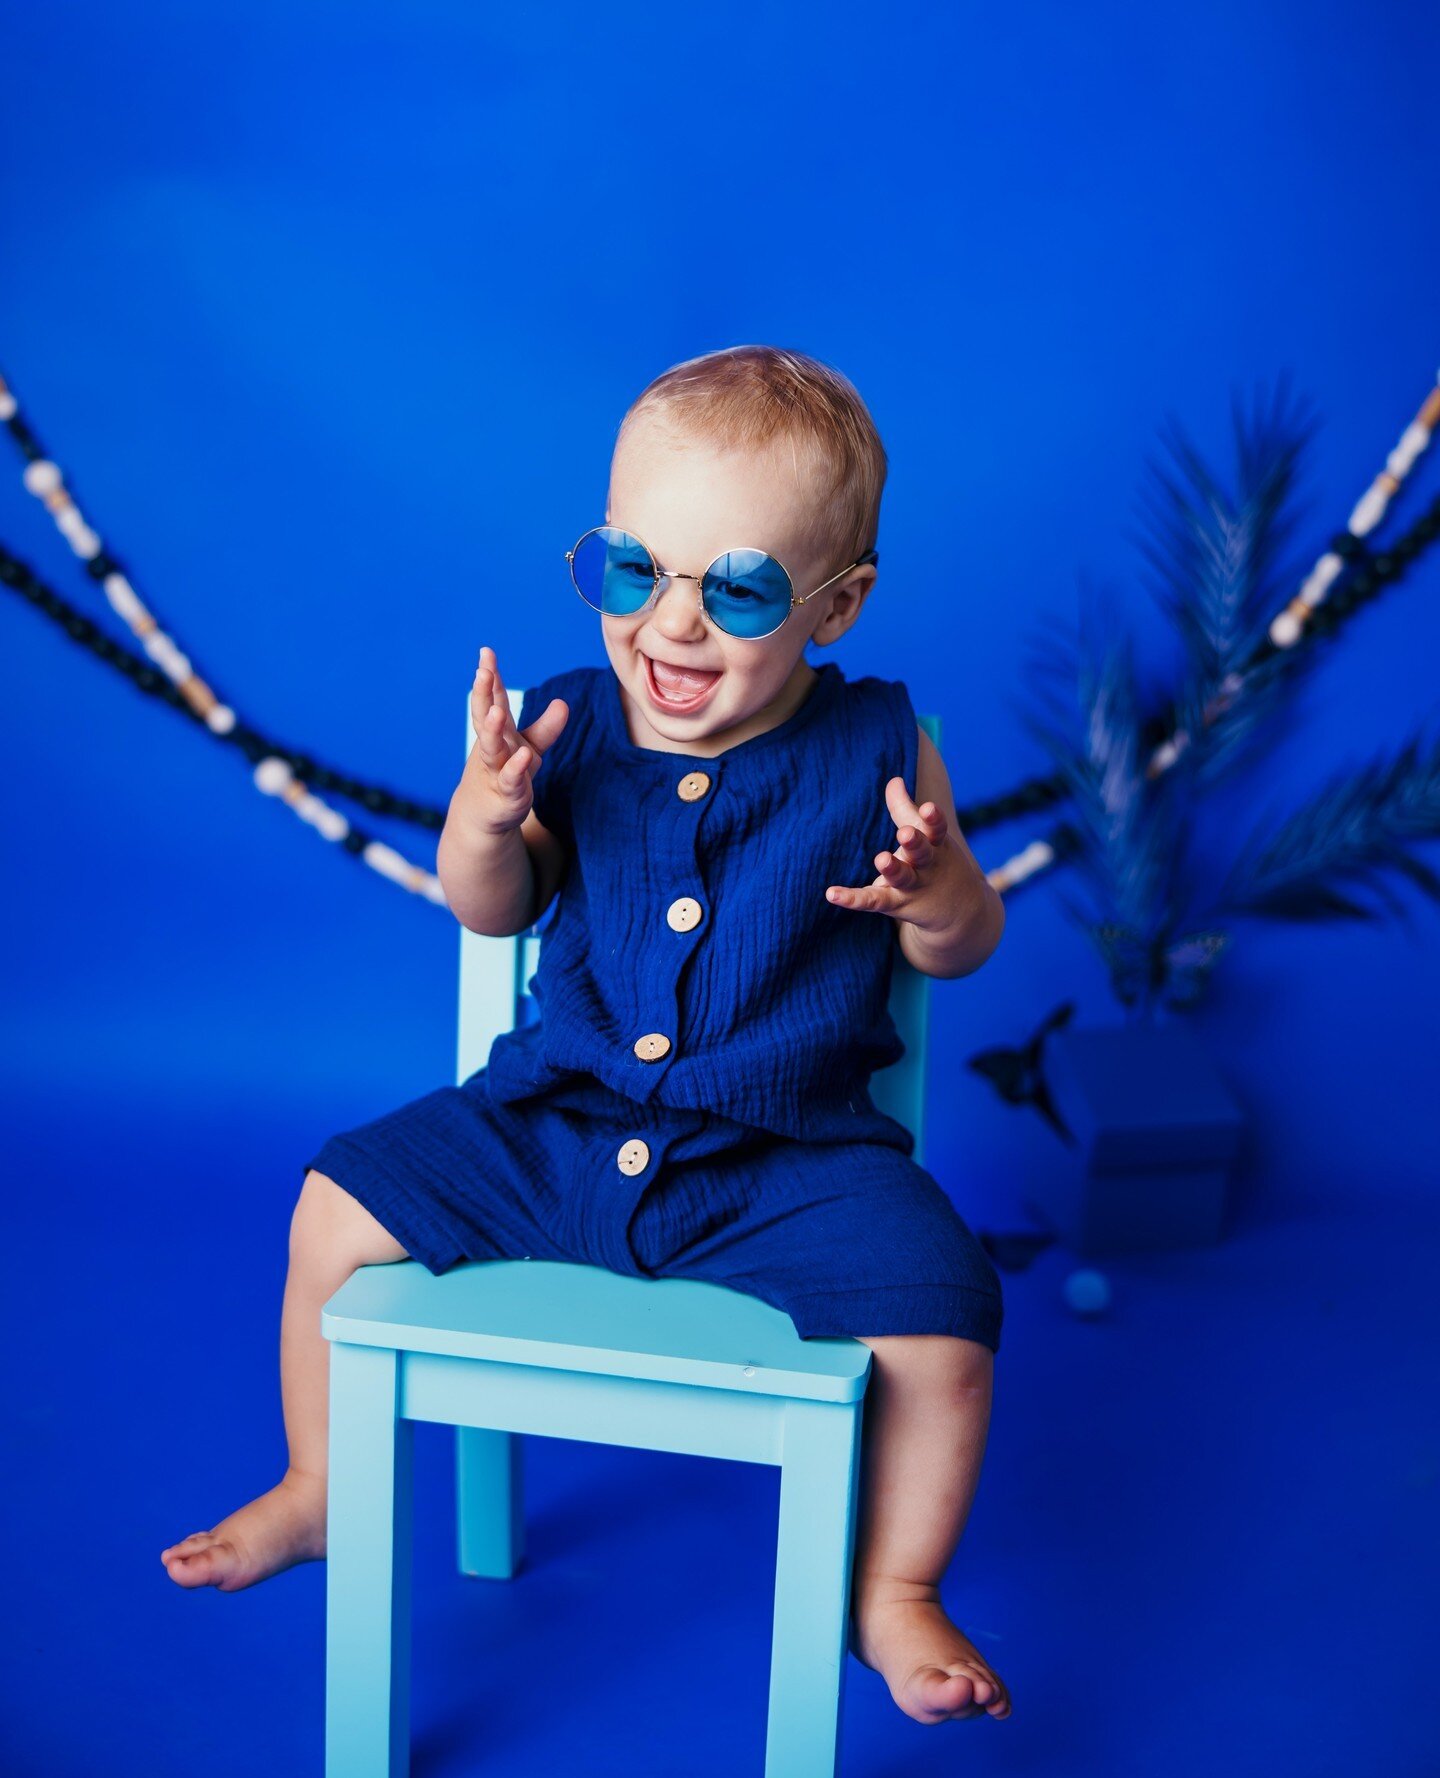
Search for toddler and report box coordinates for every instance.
[161,345,1012,1728]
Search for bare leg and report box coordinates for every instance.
[160,1168,410,1591]
[849,1334,1012,1724]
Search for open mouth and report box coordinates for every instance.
[642,651,722,713]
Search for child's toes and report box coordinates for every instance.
[161,1531,213,1560]
[947,1664,1011,1719]
[906,1664,977,1720]
[164,1537,235,1588]
[940,1662,1009,1720]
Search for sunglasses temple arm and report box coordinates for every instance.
[799,547,880,604]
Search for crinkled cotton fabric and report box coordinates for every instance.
[305,660,1003,1350]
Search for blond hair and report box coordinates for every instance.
[616,344,887,571]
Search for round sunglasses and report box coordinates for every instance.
[565,525,879,641]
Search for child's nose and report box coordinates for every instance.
[651,572,708,635]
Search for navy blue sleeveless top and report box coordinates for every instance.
[484,659,920,1152]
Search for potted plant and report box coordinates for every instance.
[1009,384,1440,1255]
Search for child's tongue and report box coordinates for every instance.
[651,656,720,694]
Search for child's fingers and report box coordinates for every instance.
[495,740,533,789]
[472,650,525,766]
[472,696,509,768]
[874,848,919,891]
[892,825,935,869]
[474,647,509,733]
[824,876,907,915]
[485,648,521,744]
[884,774,926,831]
[886,775,946,846]
[519,694,569,759]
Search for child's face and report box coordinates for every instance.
[601,410,874,753]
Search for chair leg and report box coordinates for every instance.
[455,1426,525,1579]
[326,1341,414,1778]
[765,1398,865,1778]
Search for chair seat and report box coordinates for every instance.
[322,1258,870,1404]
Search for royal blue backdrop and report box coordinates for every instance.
[3,5,1437,1776]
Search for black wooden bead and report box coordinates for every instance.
[6,416,43,460]
[1331,530,1367,560]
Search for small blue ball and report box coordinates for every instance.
[1063,1269,1112,1316]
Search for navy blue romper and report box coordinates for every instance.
[304,659,1003,1351]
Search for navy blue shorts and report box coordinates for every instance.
[303,1068,1003,1352]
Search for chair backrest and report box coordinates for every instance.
[458,692,938,1163]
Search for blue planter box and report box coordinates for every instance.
[1022,1021,1246,1255]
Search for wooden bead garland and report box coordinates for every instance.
[0,368,447,904]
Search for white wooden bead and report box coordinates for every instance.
[311,803,350,842]
[255,757,293,794]
[68,523,102,559]
[22,459,61,496]
[102,573,145,623]
[420,873,449,905]
[363,840,409,884]
[55,504,87,540]
[206,703,236,735]
[0,391,16,421]
[297,792,349,841]
[1389,422,1430,478]
[1298,552,1343,606]
[144,633,192,681]
[1347,486,1387,536]
[1270,610,1302,648]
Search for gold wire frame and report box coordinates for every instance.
[563,524,878,641]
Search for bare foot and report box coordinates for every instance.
[851,1584,1012,1724]
[160,1468,327,1592]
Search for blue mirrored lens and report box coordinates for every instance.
[571,527,656,615]
[701,549,792,638]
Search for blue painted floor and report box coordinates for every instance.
[6,1079,1436,1777]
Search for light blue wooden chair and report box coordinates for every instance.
[320,692,940,1778]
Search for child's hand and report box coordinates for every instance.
[824,777,967,932]
[463,645,568,835]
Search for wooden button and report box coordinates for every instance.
[617,1138,650,1176]
[677,771,711,801]
[666,896,703,932]
[633,1031,672,1062]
